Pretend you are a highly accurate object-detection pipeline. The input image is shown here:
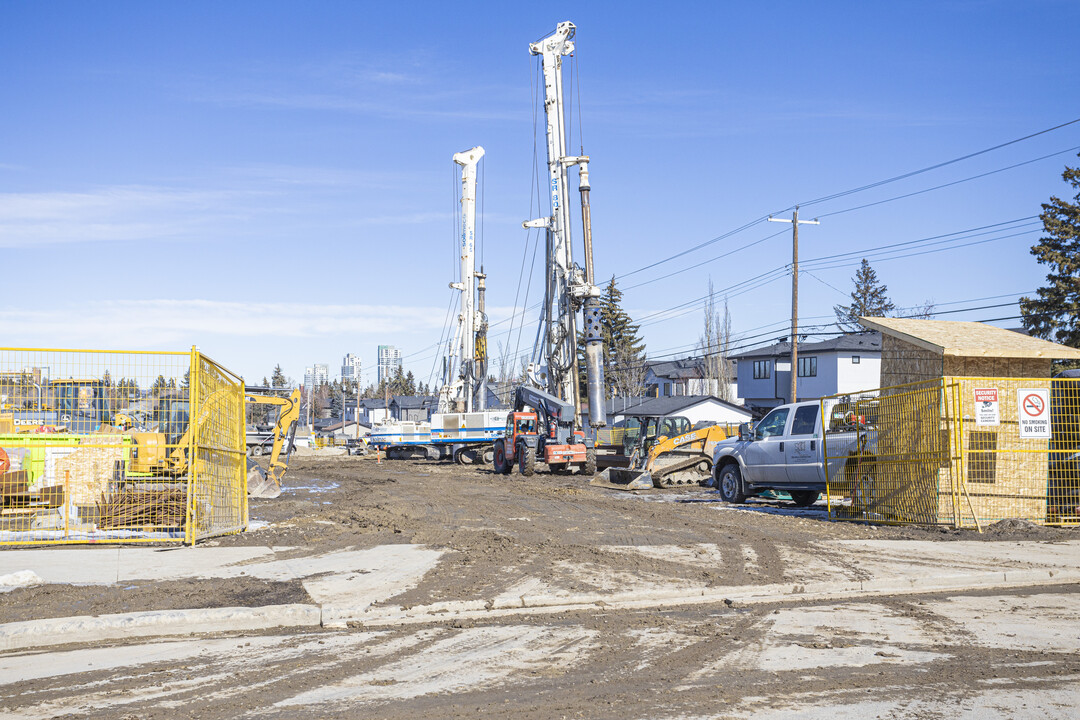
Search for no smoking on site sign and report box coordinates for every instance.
[1017,388,1051,439]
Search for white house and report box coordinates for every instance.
[608,395,752,427]
[732,332,881,414]
[320,419,371,440]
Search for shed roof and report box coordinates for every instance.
[860,317,1080,360]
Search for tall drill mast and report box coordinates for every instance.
[439,145,485,414]
[524,21,606,428]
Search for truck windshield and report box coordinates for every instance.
[755,408,789,440]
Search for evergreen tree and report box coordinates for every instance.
[271,364,288,388]
[833,259,896,332]
[1020,152,1080,360]
[580,276,647,398]
[150,375,167,396]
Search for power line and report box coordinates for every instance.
[816,145,1080,218]
[798,116,1080,208]
[609,118,1078,285]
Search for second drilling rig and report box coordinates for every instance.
[493,21,606,477]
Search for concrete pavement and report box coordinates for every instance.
[2,538,1079,652]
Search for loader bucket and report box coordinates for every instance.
[589,466,654,490]
[247,459,281,499]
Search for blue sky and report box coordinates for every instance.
[2,1,1078,387]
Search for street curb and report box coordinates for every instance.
[0,603,322,653]
[3,569,1077,648]
[337,567,1080,628]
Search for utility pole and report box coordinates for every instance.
[768,207,819,403]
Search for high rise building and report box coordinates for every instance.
[377,345,402,384]
[341,353,362,383]
[304,363,329,389]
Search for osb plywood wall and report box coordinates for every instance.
[880,335,942,388]
[880,335,1053,389]
[943,356,1051,378]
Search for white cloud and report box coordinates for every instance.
[0,180,454,247]
[0,300,463,349]
[0,186,266,247]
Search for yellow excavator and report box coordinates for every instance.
[593,420,734,490]
[244,389,301,498]
[122,388,301,499]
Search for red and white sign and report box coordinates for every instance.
[973,388,999,426]
[1017,388,1051,439]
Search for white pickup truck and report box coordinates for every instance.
[711,399,864,507]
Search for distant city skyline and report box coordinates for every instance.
[303,363,329,390]
[378,345,402,384]
[341,353,362,383]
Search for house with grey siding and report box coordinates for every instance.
[732,333,881,414]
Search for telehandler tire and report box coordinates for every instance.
[518,444,536,477]
[493,443,511,474]
[584,447,597,476]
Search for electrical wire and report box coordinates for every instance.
[798,117,1080,208]
[816,145,1080,218]
[612,120,1079,284]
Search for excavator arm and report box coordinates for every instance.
[245,388,301,499]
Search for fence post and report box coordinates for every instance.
[186,347,199,545]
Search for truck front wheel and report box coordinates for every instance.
[717,464,747,504]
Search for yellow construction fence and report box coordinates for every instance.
[821,376,1080,528]
[0,347,246,545]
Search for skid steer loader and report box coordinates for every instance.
[592,419,733,490]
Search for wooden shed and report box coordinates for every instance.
[849,318,1080,526]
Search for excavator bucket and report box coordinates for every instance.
[247,458,282,499]
[590,467,655,490]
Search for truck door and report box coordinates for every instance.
[784,404,820,486]
[742,407,790,485]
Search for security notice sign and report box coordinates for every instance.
[973,388,999,426]
[1017,388,1051,439]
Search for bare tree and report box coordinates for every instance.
[699,280,736,401]
[905,299,937,319]
[495,339,513,383]
[612,342,647,397]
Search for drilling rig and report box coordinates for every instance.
[439,146,487,415]
[496,21,605,476]
[429,146,507,464]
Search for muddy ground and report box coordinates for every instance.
[3,455,1079,719]
[0,454,1069,624]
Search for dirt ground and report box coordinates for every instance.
[3,455,1079,719]
[1,454,1069,624]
